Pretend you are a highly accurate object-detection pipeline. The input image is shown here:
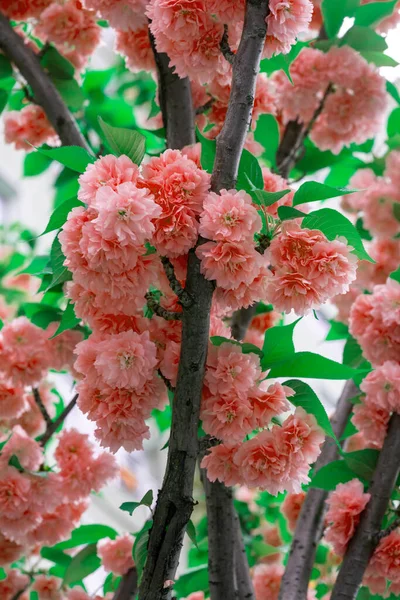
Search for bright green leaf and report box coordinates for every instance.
[310,460,358,490]
[251,189,291,207]
[340,25,387,52]
[51,301,80,338]
[18,255,50,276]
[261,319,300,369]
[174,565,209,598]
[47,235,72,291]
[98,117,146,164]
[326,320,349,341]
[120,489,153,516]
[38,147,94,173]
[54,525,118,550]
[41,547,72,568]
[321,0,359,37]
[359,50,398,67]
[210,336,263,359]
[236,149,263,191]
[40,46,75,80]
[387,80,400,105]
[53,78,85,110]
[254,114,280,167]
[41,197,84,236]
[267,352,361,380]
[284,379,336,439]
[24,152,52,177]
[390,267,400,283]
[0,89,8,115]
[354,0,397,27]
[340,418,358,441]
[63,543,100,586]
[196,128,216,173]
[302,208,373,262]
[293,181,355,206]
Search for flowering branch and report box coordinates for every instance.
[331,413,400,600]
[38,393,78,447]
[32,388,53,430]
[145,293,183,321]
[220,24,235,65]
[278,380,358,600]
[0,12,91,150]
[160,256,193,308]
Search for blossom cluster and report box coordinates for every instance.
[274,46,387,154]
[4,105,57,153]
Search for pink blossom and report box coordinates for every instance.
[78,155,140,205]
[252,563,284,600]
[84,0,147,30]
[205,342,261,399]
[115,27,155,72]
[360,361,400,414]
[197,240,262,290]
[249,382,293,428]
[0,534,24,566]
[32,575,63,600]
[214,264,271,312]
[365,530,400,587]
[0,466,31,519]
[66,590,91,600]
[0,0,51,19]
[282,491,306,532]
[159,340,181,387]
[324,479,370,556]
[200,443,241,487]
[351,402,390,449]
[98,534,135,575]
[265,271,321,315]
[1,426,43,471]
[0,381,26,420]
[201,391,253,443]
[261,167,294,217]
[0,569,30,600]
[250,311,280,333]
[55,428,94,470]
[267,0,313,45]
[199,189,261,242]
[4,105,57,152]
[279,407,324,466]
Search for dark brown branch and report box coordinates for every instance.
[148,27,195,150]
[331,413,400,600]
[157,369,175,393]
[145,293,182,321]
[234,512,255,600]
[38,393,78,446]
[195,98,214,115]
[33,388,52,429]
[160,256,193,308]
[113,568,138,600]
[220,24,235,65]
[278,380,357,600]
[0,12,90,150]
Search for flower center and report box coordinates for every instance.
[118,351,134,369]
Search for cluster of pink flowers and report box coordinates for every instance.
[363,530,400,596]
[0,0,51,19]
[4,105,58,152]
[324,479,370,556]
[0,426,116,566]
[98,533,135,575]
[274,46,387,153]
[34,0,101,70]
[264,0,313,58]
[281,491,306,532]
[252,562,317,600]
[265,221,358,315]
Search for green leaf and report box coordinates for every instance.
[0,55,13,79]
[302,208,373,262]
[53,78,85,110]
[41,547,72,568]
[174,565,209,598]
[293,181,355,206]
[254,114,280,167]
[47,235,72,290]
[340,26,387,52]
[41,197,84,236]
[261,319,301,369]
[103,573,121,594]
[51,301,80,338]
[251,189,291,207]
[24,152,53,177]
[354,0,397,27]
[133,520,153,583]
[98,117,146,164]
[278,206,307,221]
[0,89,8,115]
[340,418,358,441]
[0,568,6,581]
[186,520,198,549]
[394,202,400,222]
[326,320,349,341]
[120,489,153,516]
[321,0,359,37]
[390,267,400,283]
[9,454,24,472]
[196,128,216,173]
[30,308,62,329]
[356,217,373,241]
[53,524,118,550]
[359,50,398,67]
[284,379,336,439]
[40,46,75,80]
[343,449,380,482]
[63,543,100,586]
[343,335,365,368]
[260,41,308,83]
[267,352,361,380]
[38,147,94,173]
[18,255,50,276]
[310,460,358,490]
[236,149,263,191]
[387,80,400,105]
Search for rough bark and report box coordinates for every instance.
[331,412,400,600]
[279,380,357,600]
[113,569,138,600]
[0,12,90,150]
[234,512,256,600]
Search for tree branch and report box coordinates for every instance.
[148,27,195,150]
[113,568,138,600]
[234,512,255,600]
[0,12,90,151]
[331,412,400,600]
[278,380,357,600]
[145,293,182,321]
[220,24,235,65]
[38,393,78,447]
[32,388,52,429]
[160,256,193,308]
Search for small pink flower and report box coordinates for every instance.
[1,426,43,472]
[249,382,293,428]
[352,401,390,449]
[252,563,284,600]
[4,105,57,151]
[268,0,313,44]
[282,491,306,532]
[78,154,140,205]
[98,534,135,575]
[0,381,27,420]
[360,361,400,414]
[205,342,261,399]
[199,189,261,242]
[32,575,63,600]
[0,569,30,599]
[200,443,241,487]
[201,391,253,443]
[115,26,155,72]
[265,271,320,315]
[84,0,147,31]
[197,240,262,290]
[0,466,31,520]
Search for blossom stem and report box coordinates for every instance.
[278,380,357,600]
[160,256,193,308]
[331,412,400,600]
[0,12,91,150]
[38,393,78,447]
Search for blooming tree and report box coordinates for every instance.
[0,1,399,600]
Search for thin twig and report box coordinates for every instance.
[145,293,182,321]
[38,393,78,446]
[376,516,400,542]
[220,24,235,65]
[158,369,175,393]
[33,388,52,429]
[160,256,193,308]
[195,98,214,115]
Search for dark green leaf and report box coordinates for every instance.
[261,319,300,369]
[387,80,400,105]
[133,520,153,583]
[293,181,355,206]
[186,520,198,549]
[267,352,361,380]
[41,547,72,568]
[174,565,209,598]
[326,320,349,341]
[24,152,52,177]
[9,454,24,472]
[53,524,118,550]
[390,267,400,283]
[98,117,146,164]
[321,0,359,37]
[254,114,280,167]
[120,489,153,516]
[0,89,8,115]
[284,379,336,439]
[343,335,364,368]
[260,41,308,83]
[0,568,6,581]
[251,189,291,207]
[355,217,373,241]
[340,418,358,441]
[38,147,94,173]
[63,543,100,586]
[311,460,358,490]
[30,308,62,329]
[47,235,71,290]
[393,202,400,222]
[343,449,380,482]
[103,573,121,594]
[41,197,84,236]
[210,336,263,359]
[359,50,398,67]
[51,301,80,338]
[302,208,373,262]
[340,26,387,52]
[277,206,307,221]
[40,46,75,80]
[53,78,85,110]
[18,255,50,276]
[0,55,13,79]
[354,0,397,27]
[236,149,263,191]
